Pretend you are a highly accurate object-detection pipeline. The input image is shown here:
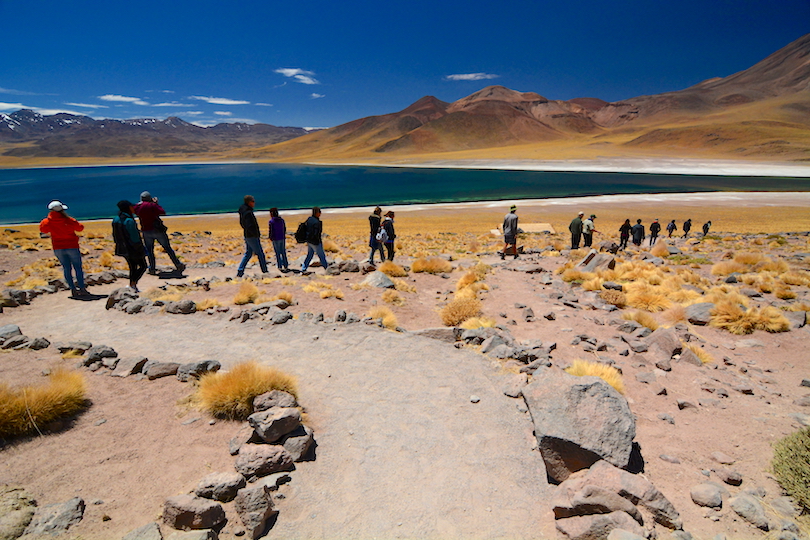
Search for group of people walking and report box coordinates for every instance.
[568,212,712,250]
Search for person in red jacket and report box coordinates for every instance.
[39,200,89,298]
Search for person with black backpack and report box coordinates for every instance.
[367,206,385,264]
[300,207,329,274]
[237,195,268,277]
[112,200,148,292]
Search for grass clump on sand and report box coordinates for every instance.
[622,311,660,331]
[710,301,791,335]
[412,257,453,274]
[440,296,482,327]
[378,261,408,277]
[196,298,222,311]
[683,343,714,364]
[626,285,671,313]
[302,281,345,300]
[564,360,625,395]
[234,282,260,305]
[382,289,404,306]
[772,427,810,512]
[196,361,298,420]
[599,289,627,308]
[0,368,87,439]
[650,243,670,258]
[368,306,399,329]
[459,316,497,330]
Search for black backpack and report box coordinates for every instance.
[294,221,308,244]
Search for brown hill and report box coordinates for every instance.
[252,33,810,163]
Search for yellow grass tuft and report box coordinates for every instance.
[456,271,480,291]
[382,289,404,306]
[393,279,417,293]
[272,291,294,304]
[99,251,115,267]
[459,316,497,330]
[650,243,670,258]
[581,277,604,291]
[195,298,222,311]
[734,252,766,265]
[683,343,714,364]
[368,306,399,329]
[710,301,791,335]
[20,277,47,290]
[61,349,85,360]
[562,268,596,283]
[711,261,748,276]
[565,360,625,395]
[622,311,660,330]
[440,296,482,326]
[319,288,344,300]
[626,287,671,313]
[411,257,453,274]
[662,305,687,324]
[196,361,298,420]
[599,289,627,308]
[0,368,88,438]
[781,271,810,287]
[233,282,259,305]
[322,238,340,253]
[378,261,408,277]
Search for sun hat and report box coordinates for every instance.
[140,191,152,201]
[48,200,67,212]
[510,205,517,211]
[590,214,597,219]
[578,211,584,216]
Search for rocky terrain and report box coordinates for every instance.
[0,210,809,539]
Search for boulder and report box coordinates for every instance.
[105,287,138,310]
[233,444,295,478]
[522,369,636,483]
[229,425,262,456]
[784,311,806,329]
[1,336,28,350]
[22,497,84,536]
[280,424,315,461]
[0,485,36,540]
[146,362,181,380]
[253,390,298,412]
[553,484,642,524]
[26,337,50,350]
[678,348,703,367]
[55,341,92,354]
[690,483,723,508]
[338,260,360,273]
[194,472,246,502]
[645,328,682,357]
[165,300,196,315]
[411,327,461,343]
[270,311,293,325]
[111,356,148,378]
[177,361,221,382]
[124,298,153,314]
[0,324,22,342]
[85,345,117,365]
[165,531,218,540]
[577,250,617,273]
[122,522,163,540]
[684,303,714,326]
[361,271,395,288]
[729,495,769,530]
[234,485,277,540]
[555,511,645,540]
[163,494,225,531]
[248,407,301,443]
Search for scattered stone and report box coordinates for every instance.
[690,484,723,508]
[659,454,680,464]
[735,339,765,348]
[233,444,295,478]
[800,379,810,388]
[122,522,163,540]
[23,497,84,536]
[146,362,181,380]
[635,372,656,384]
[248,407,302,443]
[26,337,50,350]
[163,494,225,531]
[658,413,675,424]
[645,327,682,357]
[677,400,697,410]
[105,287,138,310]
[553,484,643,524]
[710,452,736,465]
[85,344,117,365]
[177,361,221,382]
[544,312,556,321]
[165,530,218,540]
[713,467,743,486]
[280,424,315,462]
[253,390,298,412]
[729,495,769,530]
[555,511,645,540]
[470,395,480,403]
[361,271,395,289]
[234,485,277,540]
[270,311,293,325]
[685,303,714,326]
[229,425,262,456]
[678,348,703,367]
[0,485,37,540]
[195,472,247,503]
[411,327,461,343]
[522,368,636,483]
[111,356,148,378]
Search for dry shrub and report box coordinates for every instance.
[758,279,775,294]
[622,311,660,330]
[320,288,344,300]
[459,316,497,330]
[322,239,340,253]
[378,261,408,277]
[393,279,416,293]
[781,271,810,287]
[662,305,687,324]
[20,277,47,290]
[775,287,797,300]
[650,243,670,258]
[472,262,492,279]
[196,361,297,420]
[440,296,482,326]
[99,251,115,267]
[683,343,714,364]
[710,302,790,335]
[272,291,294,304]
[705,287,750,308]
[581,277,604,291]
[599,289,627,308]
[456,271,480,290]
[234,282,259,305]
[734,252,765,265]
[711,261,747,276]
[784,302,810,312]
[665,287,702,305]
[368,306,398,329]
[626,287,671,313]
[196,298,222,311]
[772,427,810,512]
[412,257,453,274]
[562,269,596,283]
[565,360,625,395]
[0,368,87,438]
[759,259,789,273]
[382,289,404,306]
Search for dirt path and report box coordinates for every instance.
[5,286,555,539]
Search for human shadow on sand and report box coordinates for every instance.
[68,293,108,302]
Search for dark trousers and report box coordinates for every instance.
[571,233,581,249]
[619,235,629,250]
[583,233,593,248]
[126,255,148,285]
[385,243,395,261]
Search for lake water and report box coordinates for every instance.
[1,162,808,225]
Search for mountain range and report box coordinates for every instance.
[1,33,808,165]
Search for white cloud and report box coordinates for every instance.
[0,101,26,111]
[190,96,250,105]
[275,68,320,85]
[65,102,109,109]
[444,73,499,81]
[183,111,204,116]
[98,94,150,106]
[214,111,232,116]
[153,101,194,107]
[256,102,273,107]
[33,107,85,116]
[310,93,325,99]
[0,87,45,96]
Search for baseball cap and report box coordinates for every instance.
[48,200,67,212]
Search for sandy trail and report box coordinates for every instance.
[6,286,555,539]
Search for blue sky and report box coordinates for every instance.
[1,0,807,129]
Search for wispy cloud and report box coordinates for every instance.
[256,102,273,107]
[310,93,325,99]
[1,102,84,115]
[190,96,250,105]
[65,102,109,109]
[0,87,53,96]
[0,101,26,111]
[275,68,320,85]
[444,73,499,81]
[99,94,150,106]
[153,101,194,107]
[214,111,232,116]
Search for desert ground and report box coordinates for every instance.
[1,191,809,540]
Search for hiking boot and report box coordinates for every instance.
[147,269,158,275]
[176,263,186,272]
[499,252,505,260]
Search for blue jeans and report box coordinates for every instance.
[302,242,328,271]
[54,248,85,290]
[368,234,385,264]
[272,239,288,269]
[143,230,183,271]
[237,237,268,276]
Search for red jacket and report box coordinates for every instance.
[39,212,83,250]
[134,201,165,232]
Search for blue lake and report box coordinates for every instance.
[1,162,808,225]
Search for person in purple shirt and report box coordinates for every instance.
[133,191,185,275]
[268,207,289,272]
